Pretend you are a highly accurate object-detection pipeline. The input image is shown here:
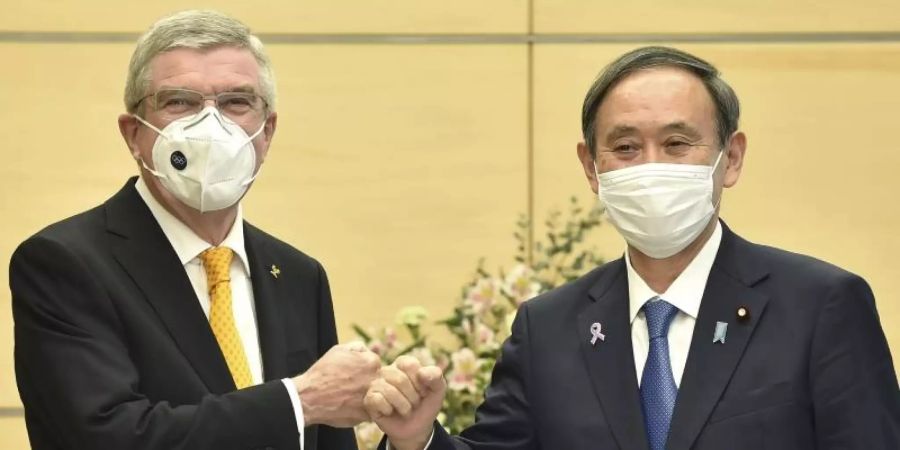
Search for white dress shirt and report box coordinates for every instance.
[627,222,722,387]
[135,177,305,447]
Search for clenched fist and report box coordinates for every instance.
[293,342,381,427]
[364,355,446,450]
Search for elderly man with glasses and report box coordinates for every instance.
[10,10,374,450]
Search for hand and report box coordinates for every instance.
[293,342,381,427]
[364,355,446,450]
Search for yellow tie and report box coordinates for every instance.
[200,247,253,389]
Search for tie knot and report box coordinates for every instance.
[200,247,233,288]
[643,297,679,339]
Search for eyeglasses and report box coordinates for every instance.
[134,88,268,122]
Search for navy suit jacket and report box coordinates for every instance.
[424,222,900,449]
[10,178,358,450]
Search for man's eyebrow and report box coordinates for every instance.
[603,125,640,142]
[222,85,257,94]
[153,85,258,94]
[661,121,703,139]
[155,84,191,91]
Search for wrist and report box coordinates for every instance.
[388,427,433,450]
[293,374,320,425]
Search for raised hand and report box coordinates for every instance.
[365,355,446,450]
[293,342,381,427]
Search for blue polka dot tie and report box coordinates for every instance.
[640,297,680,450]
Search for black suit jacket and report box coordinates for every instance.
[10,178,358,450]
[424,223,900,449]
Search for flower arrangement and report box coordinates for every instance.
[353,198,606,448]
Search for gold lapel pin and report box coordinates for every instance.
[270,264,281,279]
[736,305,750,322]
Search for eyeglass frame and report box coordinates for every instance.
[131,87,270,123]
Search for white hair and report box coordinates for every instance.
[124,9,276,114]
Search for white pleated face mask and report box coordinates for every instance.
[134,107,265,213]
[595,150,724,259]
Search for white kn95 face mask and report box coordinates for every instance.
[134,107,264,213]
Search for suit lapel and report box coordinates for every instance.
[244,224,288,381]
[666,224,770,450]
[578,260,650,450]
[106,178,236,394]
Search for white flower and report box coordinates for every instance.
[383,327,398,351]
[464,277,501,315]
[354,421,383,450]
[502,264,541,305]
[447,348,483,393]
[409,346,436,367]
[474,322,498,352]
[396,306,429,328]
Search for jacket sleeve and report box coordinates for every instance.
[810,273,900,449]
[11,235,300,450]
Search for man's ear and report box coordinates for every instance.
[118,114,141,159]
[264,111,277,142]
[723,131,746,188]
[577,141,600,194]
[258,112,277,163]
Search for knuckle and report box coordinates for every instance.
[382,368,403,384]
[372,378,389,391]
[362,352,381,368]
[388,372,404,384]
[395,355,420,369]
[363,393,376,409]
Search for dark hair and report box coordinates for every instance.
[581,46,740,156]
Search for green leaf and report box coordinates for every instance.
[351,324,372,341]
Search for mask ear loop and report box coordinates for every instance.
[240,120,268,187]
[709,148,725,179]
[709,148,727,209]
[131,114,170,180]
[132,114,166,136]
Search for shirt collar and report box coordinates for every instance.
[134,176,251,275]
[626,221,723,322]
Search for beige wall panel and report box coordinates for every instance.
[0,417,30,449]
[1,0,526,34]
[247,44,528,344]
[0,43,137,407]
[534,0,900,34]
[533,43,900,374]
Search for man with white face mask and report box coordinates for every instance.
[364,46,900,450]
[10,10,378,450]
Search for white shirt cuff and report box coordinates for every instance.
[281,378,305,450]
[386,427,435,450]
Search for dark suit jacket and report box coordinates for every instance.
[424,222,900,450]
[10,178,358,450]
